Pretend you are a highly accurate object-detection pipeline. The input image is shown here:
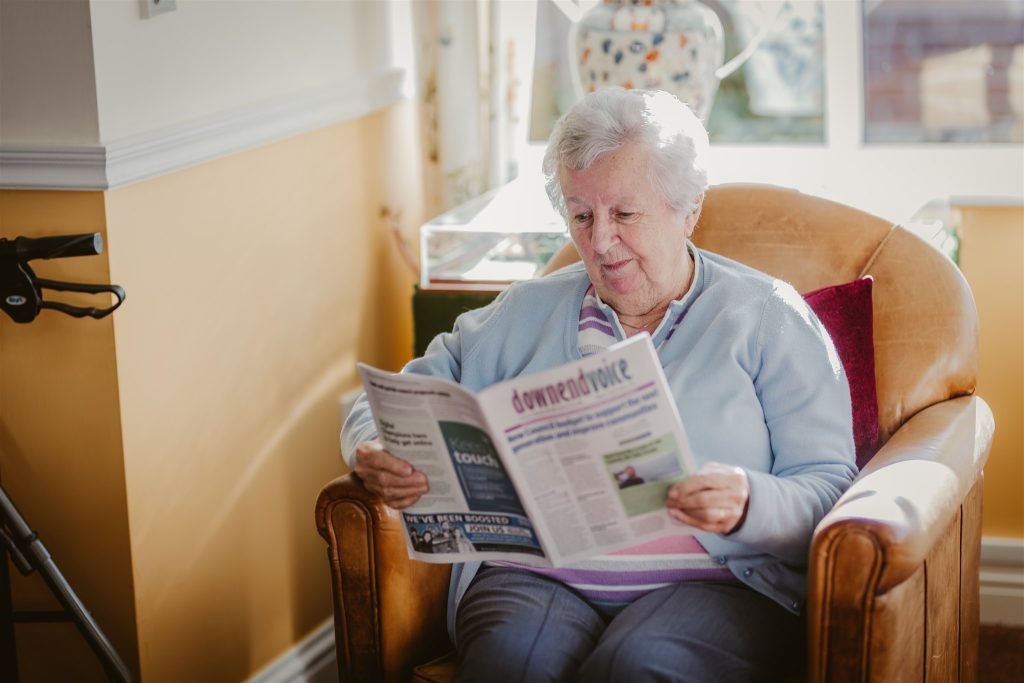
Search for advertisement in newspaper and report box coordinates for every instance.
[358,369,546,562]
[357,333,698,567]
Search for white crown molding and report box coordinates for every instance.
[0,146,110,191]
[0,67,407,192]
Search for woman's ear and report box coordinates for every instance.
[684,194,704,238]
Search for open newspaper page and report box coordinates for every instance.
[357,365,549,565]
[475,333,699,567]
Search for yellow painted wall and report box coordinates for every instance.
[957,204,1024,539]
[1,102,422,681]
[106,106,417,682]
[0,191,138,680]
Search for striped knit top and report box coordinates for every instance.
[500,250,736,610]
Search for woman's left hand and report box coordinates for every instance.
[666,462,750,534]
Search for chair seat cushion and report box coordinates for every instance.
[412,650,458,683]
[803,277,880,467]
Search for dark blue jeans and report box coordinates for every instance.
[453,566,804,683]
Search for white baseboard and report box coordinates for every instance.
[248,619,337,683]
[980,536,1024,626]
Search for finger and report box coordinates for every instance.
[362,471,430,494]
[670,464,747,499]
[671,472,733,498]
[667,507,699,526]
[365,478,429,500]
[670,474,714,497]
[666,485,746,527]
[672,470,742,497]
[359,466,430,496]
[356,463,429,488]
[353,448,429,493]
[702,504,744,527]
[671,500,744,525]
[673,491,746,521]
[355,442,417,477]
[668,506,740,533]
[667,488,740,518]
[700,462,740,474]
[670,488,745,512]
[388,494,423,510]
[362,480,426,507]
[668,506,731,531]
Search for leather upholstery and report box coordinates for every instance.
[315,475,451,683]
[806,398,990,681]
[316,184,993,682]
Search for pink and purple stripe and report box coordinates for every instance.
[495,261,736,608]
[496,536,736,605]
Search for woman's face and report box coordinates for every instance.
[560,140,699,317]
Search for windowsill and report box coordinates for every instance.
[519,142,1023,225]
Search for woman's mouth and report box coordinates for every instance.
[602,258,632,273]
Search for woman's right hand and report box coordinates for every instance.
[353,440,430,510]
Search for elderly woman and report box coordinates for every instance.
[342,87,856,682]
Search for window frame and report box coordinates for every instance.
[515,0,1023,223]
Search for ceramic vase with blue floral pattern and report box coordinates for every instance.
[571,0,726,120]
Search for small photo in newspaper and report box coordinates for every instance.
[406,518,477,554]
[604,433,687,516]
[403,513,545,557]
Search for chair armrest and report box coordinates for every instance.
[316,474,452,683]
[811,395,993,590]
[806,395,994,682]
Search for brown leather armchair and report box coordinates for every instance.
[316,184,994,682]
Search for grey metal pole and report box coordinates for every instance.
[0,485,134,683]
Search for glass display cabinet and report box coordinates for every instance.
[419,174,569,291]
[414,175,570,355]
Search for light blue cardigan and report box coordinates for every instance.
[342,249,857,642]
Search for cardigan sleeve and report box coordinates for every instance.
[724,281,858,564]
[339,289,510,467]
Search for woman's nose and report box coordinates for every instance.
[590,215,618,254]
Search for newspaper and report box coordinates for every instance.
[357,333,698,567]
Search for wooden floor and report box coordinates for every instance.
[979,625,1024,682]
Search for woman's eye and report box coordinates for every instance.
[573,213,592,225]
[617,212,638,221]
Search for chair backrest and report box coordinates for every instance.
[541,183,978,445]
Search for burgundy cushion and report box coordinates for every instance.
[803,278,880,468]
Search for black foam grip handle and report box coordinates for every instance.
[0,233,102,261]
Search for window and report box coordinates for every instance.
[863,0,1024,143]
[529,0,826,144]
[518,0,1022,224]
[408,0,1021,288]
